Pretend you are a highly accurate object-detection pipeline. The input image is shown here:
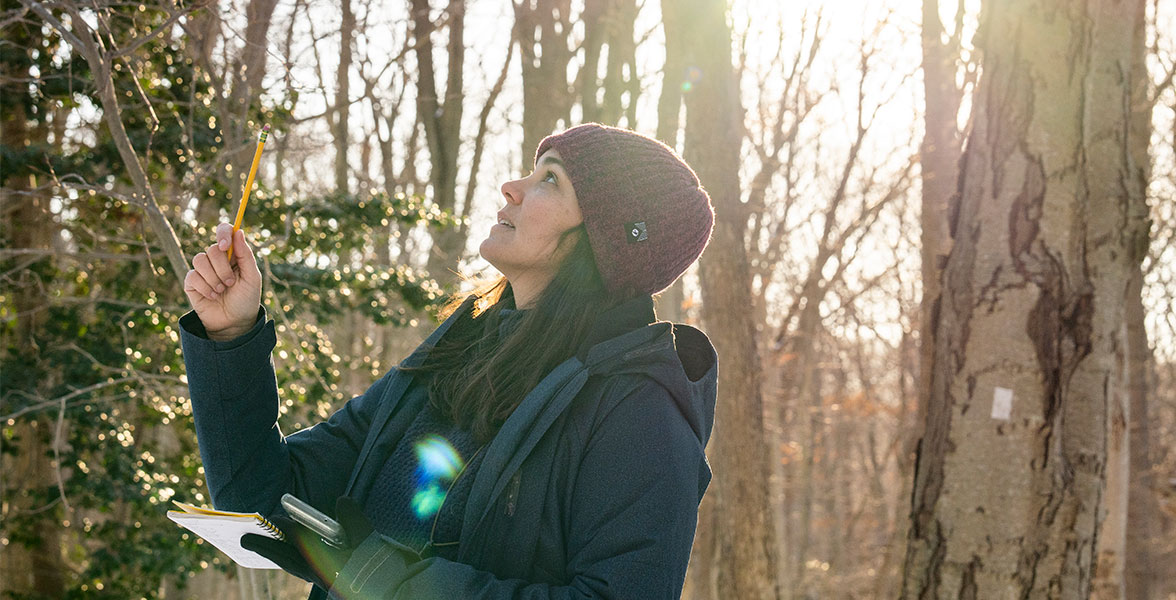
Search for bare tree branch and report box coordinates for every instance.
[21,0,190,285]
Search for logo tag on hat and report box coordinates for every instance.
[626,221,648,243]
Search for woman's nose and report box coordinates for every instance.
[500,179,523,205]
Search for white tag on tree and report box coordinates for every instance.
[991,387,1013,420]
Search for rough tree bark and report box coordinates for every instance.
[1092,327,1130,600]
[675,0,779,598]
[884,0,965,595]
[918,0,965,421]
[901,0,1150,597]
[1093,3,1153,595]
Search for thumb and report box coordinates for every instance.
[231,229,260,278]
[215,222,234,251]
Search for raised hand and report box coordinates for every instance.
[183,223,263,341]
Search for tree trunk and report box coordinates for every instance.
[515,0,576,168]
[192,0,278,223]
[789,357,822,599]
[655,0,686,149]
[1093,333,1130,599]
[412,0,467,286]
[580,0,638,127]
[901,0,1150,597]
[916,0,963,467]
[887,3,966,596]
[682,487,718,600]
[1124,265,1160,600]
[335,0,354,193]
[0,36,65,595]
[1124,0,1162,590]
[653,0,688,327]
[226,0,280,198]
[677,0,779,598]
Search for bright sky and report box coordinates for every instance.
[220,0,1172,357]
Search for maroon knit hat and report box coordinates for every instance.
[535,123,714,298]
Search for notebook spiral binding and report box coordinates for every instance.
[258,515,285,541]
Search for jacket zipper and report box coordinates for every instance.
[427,443,487,550]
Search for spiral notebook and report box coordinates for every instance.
[167,500,285,569]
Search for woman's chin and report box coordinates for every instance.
[478,239,503,268]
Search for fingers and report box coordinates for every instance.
[191,252,227,296]
[184,268,218,299]
[188,223,258,302]
[205,241,237,286]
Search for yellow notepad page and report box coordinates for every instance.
[168,501,284,570]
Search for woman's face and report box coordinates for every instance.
[479,149,583,294]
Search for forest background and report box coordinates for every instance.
[1,0,1174,598]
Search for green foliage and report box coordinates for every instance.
[249,189,455,325]
[0,4,454,599]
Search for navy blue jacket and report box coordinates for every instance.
[179,295,718,599]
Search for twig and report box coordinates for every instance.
[111,4,194,59]
[1,374,183,422]
[0,248,149,262]
[53,392,72,513]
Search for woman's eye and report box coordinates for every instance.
[542,170,558,184]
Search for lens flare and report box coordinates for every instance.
[409,435,466,520]
[414,434,462,480]
[411,482,447,519]
[682,65,703,92]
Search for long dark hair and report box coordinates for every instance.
[402,225,620,446]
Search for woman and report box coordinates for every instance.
[179,123,718,599]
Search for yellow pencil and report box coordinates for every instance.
[227,124,270,261]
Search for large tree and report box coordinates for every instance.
[902,0,1151,597]
[671,0,780,598]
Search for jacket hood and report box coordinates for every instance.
[576,296,718,453]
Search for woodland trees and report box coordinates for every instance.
[2,0,1174,599]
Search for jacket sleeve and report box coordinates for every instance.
[327,379,708,599]
[179,306,395,515]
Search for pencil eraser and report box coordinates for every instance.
[262,124,271,133]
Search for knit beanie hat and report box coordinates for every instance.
[535,123,715,298]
